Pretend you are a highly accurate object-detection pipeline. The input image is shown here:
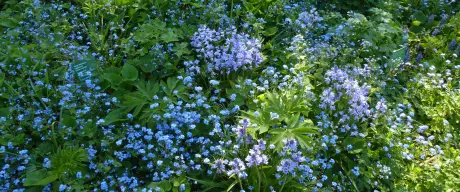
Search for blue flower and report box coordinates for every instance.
[59,184,67,191]
[42,158,51,168]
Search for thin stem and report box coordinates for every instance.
[230,0,234,21]
[51,121,59,148]
[4,82,26,102]
[256,167,261,192]
[237,176,244,191]
[279,176,287,192]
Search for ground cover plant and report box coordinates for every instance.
[0,0,459,191]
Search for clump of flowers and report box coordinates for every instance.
[191,25,263,74]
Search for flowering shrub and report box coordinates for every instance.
[0,0,459,191]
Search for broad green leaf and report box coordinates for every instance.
[61,114,77,128]
[24,169,58,186]
[412,11,426,23]
[0,18,18,28]
[409,25,423,33]
[149,180,172,192]
[103,73,123,86]
[343,137,366,154]
[259,125,269,134]
[103,108,128,125]
[262,27,278,36]
[121,64,138,81]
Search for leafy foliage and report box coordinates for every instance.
[0,0,459,191]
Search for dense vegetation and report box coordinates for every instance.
[0,0,459,191]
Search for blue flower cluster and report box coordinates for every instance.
[191,25,263,74]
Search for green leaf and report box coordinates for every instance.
[0,18,18,28]
[82,122,96,138]
[291,127,318,134]
[412,11,426,23]
[226,180,238,192]
[121,64,138,81]
[187,177,228,191]
[0,72,4,86]
[149,180,172,192]
[259,125,269,134]
[286,113,300,129]
[262,27,278,36]
[103,73,123,86]
[0,107,10,117]
[412,20,422,26]
[173,42,191,57]
[161,30,179,43]
[409,25,423,33]
[24,169,58,186]
[61,114,77,128]
[270,129,288,151]
[133,19,166,43]
[295,135,313,149]
[103,108,128,125]
[343,137,366,154]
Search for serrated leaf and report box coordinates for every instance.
[161,30,179,43]
[173,42,191,57]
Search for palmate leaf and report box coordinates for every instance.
[24,147,89,187]
[269,124,318,151]
[122,92,147,116]
[134,19,166,43]
[135,80,160,100]
[173,42,191,57]
[161,30,179,43]
[285,113,300,129]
